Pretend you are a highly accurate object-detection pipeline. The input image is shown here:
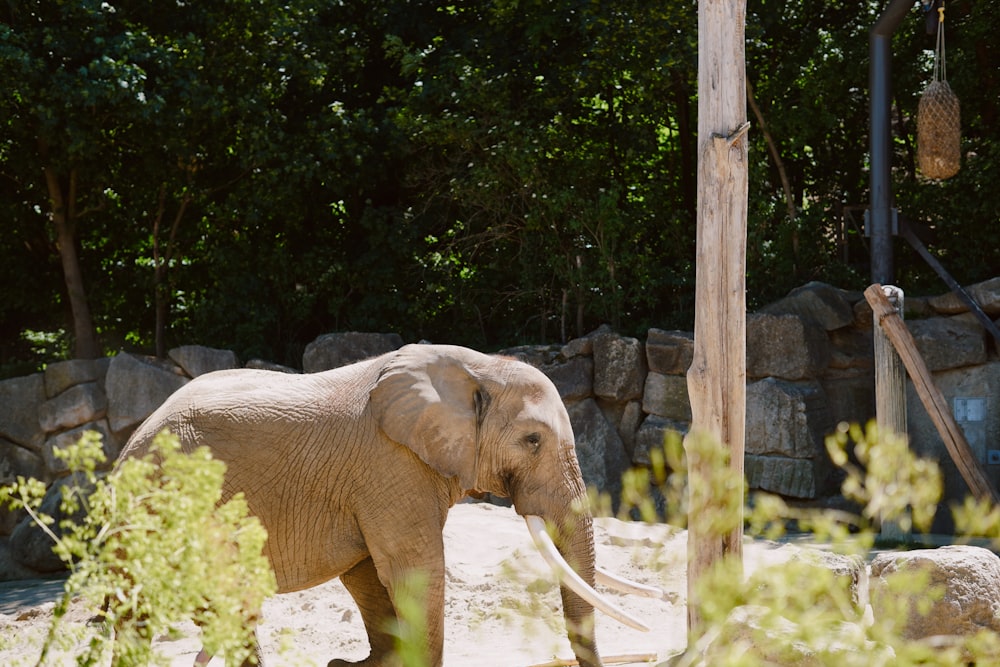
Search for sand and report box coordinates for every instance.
[0,503,795,667]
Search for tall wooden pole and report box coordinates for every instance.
[685,0,748,637]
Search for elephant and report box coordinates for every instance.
[118,343,654,667]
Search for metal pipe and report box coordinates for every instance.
[869,0,919,284]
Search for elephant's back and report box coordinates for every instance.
[118,364,375,462]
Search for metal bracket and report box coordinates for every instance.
[864,207,898,237]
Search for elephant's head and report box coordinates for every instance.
[371,344,648,667]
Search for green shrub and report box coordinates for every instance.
[0,430,276,666]
[623,421,1000,667]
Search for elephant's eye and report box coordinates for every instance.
[523,432,542,452]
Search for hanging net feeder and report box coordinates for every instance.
[917,2,960,180]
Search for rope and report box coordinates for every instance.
[932,3,947,84]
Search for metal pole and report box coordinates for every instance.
[869,0,918,284]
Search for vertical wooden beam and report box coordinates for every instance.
[872,284,909,540]
[686,0,748,637]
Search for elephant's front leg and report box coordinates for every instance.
[332,553,447,667]
[385,558,446,667]
[332,558,397,667]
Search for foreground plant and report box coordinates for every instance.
[0,429,275,666]
[613,420,1000,667]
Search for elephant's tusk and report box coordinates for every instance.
[524,515,651,633]
[595,567,665,600]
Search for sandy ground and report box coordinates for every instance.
[0,503,799,667]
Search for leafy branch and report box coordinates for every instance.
[0,430,276,666]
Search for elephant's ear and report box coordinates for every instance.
[370,345,485,489]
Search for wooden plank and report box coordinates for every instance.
[864,284,1000,504]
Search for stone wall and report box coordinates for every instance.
[2,278,1000,578]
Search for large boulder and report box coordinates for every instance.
[10,473,94,573]
[760,545,868,607]
[870,545,1000,642]
[559,325,613,361]
[43,358,106,398]
[302,332,404,373]
[701,549,875,666]
[245,359,299,373]
[42,421,116,474]
[819,376,876,432]
[0,439,46,486]
[593,333,646,402]
[760,281,856,331]
[567,398,629,503]
[928,277,1000,317]
[614,400,643,458]
[560,334,596,360]
[645,329,693,375]
[0,374,46,453]
[746,379,833,459]
[745,379,834,499]
[0,538,43,581]
[541,355,593,402]
[905,315,987,372]
[747,313,830,381]
[745,455,828,499]
[37,382,108,433]
[105,353,188,434]
[826,327,874,374]
[168,345,240,377]
[633,415,686,467]
[642,372,691,422]
[497,344,561,367]
[0,440,46,536]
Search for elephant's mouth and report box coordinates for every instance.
[524,515,660,631]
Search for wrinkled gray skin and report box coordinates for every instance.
[119,344,604,667]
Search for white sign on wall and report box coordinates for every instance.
[954,397,988,464]
[954,397,986,423]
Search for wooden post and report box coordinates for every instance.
[865,284,1000,504]
[686,0,748,638]
[872,285,909,540]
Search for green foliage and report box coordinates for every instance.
[0,430,276,666]
[614,421,1000,666]
[826,421,942,535]
[2,1,998,367]
[386,571,432,667]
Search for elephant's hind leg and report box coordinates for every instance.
[330,557,398,667]
[232,627,264,667]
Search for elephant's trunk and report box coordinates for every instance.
[525,515,651,667]
[556,513,603,667]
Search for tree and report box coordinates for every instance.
[386,1,698,345]
[2,0,999,372]
[0,0,330,361]
[0,2,161,358]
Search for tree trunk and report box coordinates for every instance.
[685,0,748,638]
[152,185,190,358]
[43,164,100,360]
[746,78,796,223]
[746,78,799,275]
